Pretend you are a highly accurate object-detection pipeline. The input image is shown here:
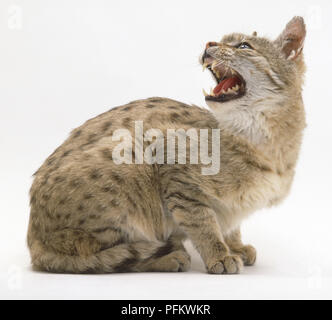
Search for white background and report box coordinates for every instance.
[0,0,331,300]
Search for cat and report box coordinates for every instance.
[27,16,306,274]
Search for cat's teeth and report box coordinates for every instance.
[202,88,208,97]
[202,62,209,71]
[215,70,221,79]
[202,85,238,97]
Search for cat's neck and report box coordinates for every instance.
[208,93,306,171]
[213,103,271,145]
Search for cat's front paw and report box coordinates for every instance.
[235,245,256,266]
[207,255,243,274]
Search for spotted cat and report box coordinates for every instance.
[28,17,306,274]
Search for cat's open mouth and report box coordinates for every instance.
[202,60,246,103]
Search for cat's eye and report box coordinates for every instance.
[237,42,253,50]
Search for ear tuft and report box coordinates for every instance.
[252,31,257,37]
[275,16,306,60]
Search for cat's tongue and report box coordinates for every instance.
[213,77,241,96]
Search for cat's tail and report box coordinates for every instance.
[29,237,149,273]
[28,234,190,274]
[29,240,127,273]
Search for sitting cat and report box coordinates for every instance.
[27,17,306,274]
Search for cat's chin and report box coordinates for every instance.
[202,59,246,103]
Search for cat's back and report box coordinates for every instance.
[30,97,218,205]
[33,97,217,175]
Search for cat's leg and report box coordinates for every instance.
[224,228,256,266]
[169,205,243,274]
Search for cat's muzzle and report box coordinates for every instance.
[201,55,246,103]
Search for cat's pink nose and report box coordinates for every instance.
[202,42,219,62]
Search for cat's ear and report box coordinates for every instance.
[275,16,306,60]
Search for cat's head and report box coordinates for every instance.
[200,17,306,143]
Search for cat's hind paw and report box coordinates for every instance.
[145,249,191,273]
